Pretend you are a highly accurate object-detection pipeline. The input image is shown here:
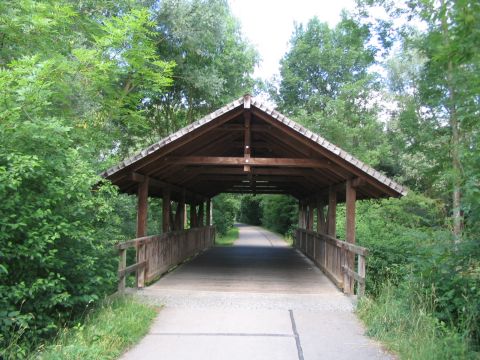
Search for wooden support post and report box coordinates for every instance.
[118,248,126,292]
[345,178,356,294]
[298,202,303,229]
[243,94,252,172]
[206,199,211,226]
[198,201,205,227]
[316,197,326,233]
[184,204,188,229]
[190,203,197,228]
[169,205,175,231]
[136,177,149,288]
[174,202,181,230]
[327,187,337,237]
[357,255,366,297]
[162,187,171,233]
[308,203,314,231]
[179,190,185,230]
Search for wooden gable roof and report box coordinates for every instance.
[102,95,407,203]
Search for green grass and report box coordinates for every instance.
[357,284,474,359]
[215,226,239,246]
[36,296,158,360]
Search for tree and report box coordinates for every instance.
[0,0,173,352]
[272,14,392,170]
[143,0,259,140]
[365,0,480,240]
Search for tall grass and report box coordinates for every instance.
[33,296,157,360]
[357,284,475,359]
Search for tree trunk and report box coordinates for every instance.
[441,0,463,242]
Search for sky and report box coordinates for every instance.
[229,0,356,81]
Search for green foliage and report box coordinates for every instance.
[144,0,260,138]
[36,296,157,360]
[353,193,480,348]
[354,193,448,294]
[261,195,298,236]
[358,284,474,359]
[212,194,239,235]
[215,227,239,247]
[272,14,391,169]
[0,0,172,353]
[272,1,480,353]
[238,196,262,226]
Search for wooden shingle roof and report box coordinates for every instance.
[102,95,406,202]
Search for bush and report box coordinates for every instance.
[0,120,124,354]
[261,195,298,235]
[355,193,448,295]
[354,192,480,351]
[358,283,474,359]
[212,194,239,235]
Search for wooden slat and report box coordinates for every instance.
[295,228,368,296]
[342,265,365,284]
[118,261,146,278]
[118,249,126,292]
[357,255,366,296]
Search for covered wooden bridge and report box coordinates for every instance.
[103,94,406,296]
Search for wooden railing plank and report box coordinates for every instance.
[118,260,146,278]
[342,265,365,284]
[295,228,367,297]
[116,226,215,291]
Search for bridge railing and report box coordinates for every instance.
[295,228,367,296]
[115,226,215,292]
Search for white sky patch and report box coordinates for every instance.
[229,0,356,81]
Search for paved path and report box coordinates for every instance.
[122,225,393,360]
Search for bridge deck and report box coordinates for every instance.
[123,225,392,360]
[146,224,338,295]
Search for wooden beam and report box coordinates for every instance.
[244,102,251,172]
[346,179,356,244]
[166,156,330,168]
[136,179,149,237]
[206,199,211,226]
[179,190,185,230]
[327,187,337,237]
[345,178,356,294]
[298,202,303,229]
[162,187,171,233]
[307,203,314,231]
[198,201,205,226]
[220,124,271,132]
[316,197,326,233]
[179,167,323,177]
[136,177,149,288]
[190,203,197,228]
[131,172,207,203]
